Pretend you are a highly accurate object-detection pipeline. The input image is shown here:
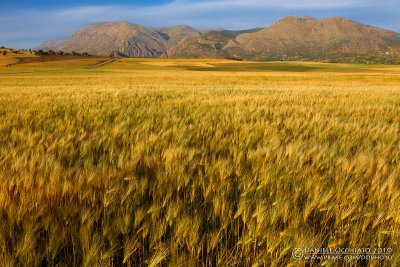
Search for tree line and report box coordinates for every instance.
[1,45,90,57]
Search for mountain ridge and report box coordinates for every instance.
[38,16,400,63]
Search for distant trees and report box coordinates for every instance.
[224,56,243,61]
[33,50,90,57]
[1,46,5,49]
[35,50,45,55]
[71,51,90,56]
[2,51,7,56]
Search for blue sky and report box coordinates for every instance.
[1,0,399,48]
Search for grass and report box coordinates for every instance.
[0,57,399,266]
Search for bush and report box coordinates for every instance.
[35,50,49,56]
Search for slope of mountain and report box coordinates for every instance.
[156,25,201,48]
[38,40,66,51]
[40,22,167,57]
[167,28,262,58]
[38,17,400,62]
[224,16,400,60]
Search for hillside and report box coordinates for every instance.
[167,28,262,58]
[39,23,201,57]
[38,17,400,62]
[40,22,167,57]
[224,16,400,60]
[156,25,201,48]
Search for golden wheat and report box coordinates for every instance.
[0,59,399,266]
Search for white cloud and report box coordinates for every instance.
[0,0,398,48]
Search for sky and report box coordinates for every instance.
[0,0,399,49]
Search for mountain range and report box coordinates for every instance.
[39,16,400,62]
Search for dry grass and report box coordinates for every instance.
[0,58,399,266]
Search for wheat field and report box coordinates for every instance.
[0,57,399,266]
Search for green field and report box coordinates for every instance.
[0,55,399,266]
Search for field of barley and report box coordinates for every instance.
[0,55,399,266]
